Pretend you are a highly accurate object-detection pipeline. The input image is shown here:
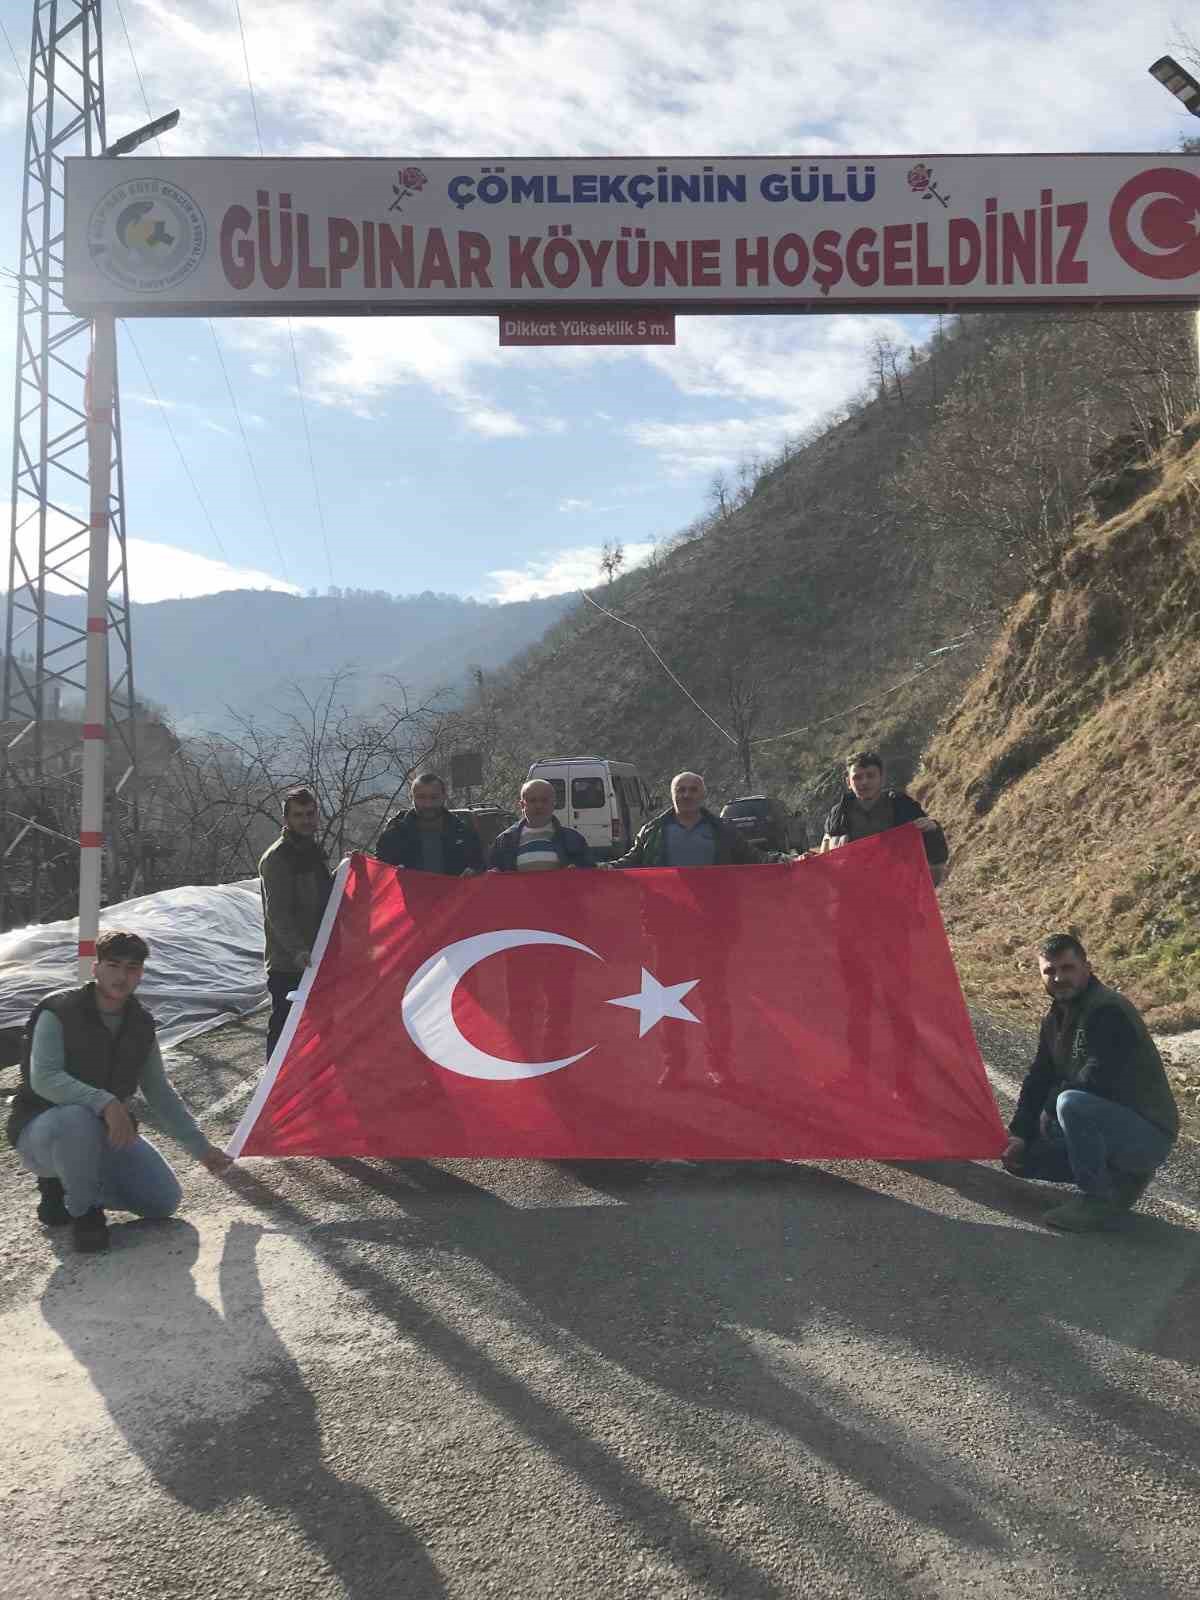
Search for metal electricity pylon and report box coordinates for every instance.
[1,0,139,930]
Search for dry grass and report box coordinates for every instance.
[916,427,1200,1138]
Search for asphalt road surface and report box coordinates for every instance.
[2,1011,1197,1600]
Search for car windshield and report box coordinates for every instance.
[725,799,769,818]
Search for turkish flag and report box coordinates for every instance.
[229,829,1006,1160]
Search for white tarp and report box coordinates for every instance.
[64,153,1200,316]
[0,880,267,1055]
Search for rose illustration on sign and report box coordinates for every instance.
[907,161,950,209]
[390,165,428,212]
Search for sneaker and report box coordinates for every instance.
[36,1177,71,1227]
[1044,1194,1123,1233]
[1111,1172,1153,1212]
[72,1207,109,1253]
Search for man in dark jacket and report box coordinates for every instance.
[822,750,949,883]
[375,772,485,877]
[258,786,333,1058]
[1001,933,1179,1232]
[7,928,231,1254]
[609,772,765,868]
[489,779,594,872]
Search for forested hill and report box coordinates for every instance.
[472,305,1193,832]
[0,587,572,729]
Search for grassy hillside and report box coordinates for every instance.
[915,422,1200,1125]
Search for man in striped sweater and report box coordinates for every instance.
[487,780,594,873]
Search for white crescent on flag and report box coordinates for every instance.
[401,928,602,1080]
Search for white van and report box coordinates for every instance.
[525,757,657,860]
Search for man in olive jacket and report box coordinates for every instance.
[608,772,766,868]
[1001,932,1179,1232]
[258,786,333,1058]
[7,928,231,1254]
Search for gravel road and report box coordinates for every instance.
[2,1009,1197,1600]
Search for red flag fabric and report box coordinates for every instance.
[229,828,1006,1161]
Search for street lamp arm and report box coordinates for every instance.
[102,108,180,158]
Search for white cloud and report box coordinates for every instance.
[483,540,657,603]
[5,504,297,602]
[559,498,595,512]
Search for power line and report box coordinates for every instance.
[113,2,290,586]
[206,322,291,582]
[232,0,336,594]
[0,18,26,87]
[750,631,978,746]
[287,326,337,590]
[578,588,738,746]
[122,324,231,563]
[232,0,265,153]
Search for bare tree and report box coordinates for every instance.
[599,540,625,586]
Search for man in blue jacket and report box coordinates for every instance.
[488,779,594,872]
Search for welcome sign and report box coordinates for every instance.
[65,154,1200,317]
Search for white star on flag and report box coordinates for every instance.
[606,969,701,1038]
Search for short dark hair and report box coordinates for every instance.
[1038,932,1088,962]
[846,750,884,773]
[411,772,446,792]
[282,785,317,817]
[95,929,149,965]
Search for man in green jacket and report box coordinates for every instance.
[608,772,766,868]
[7,929,231,1254]
[1001,932,1179,1232]
[258,786,333,1058]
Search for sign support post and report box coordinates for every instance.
[80,310,115,979]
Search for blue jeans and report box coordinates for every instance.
[17,1103,182,1219]
[1020,1090,1174,1198]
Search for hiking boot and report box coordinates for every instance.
[72,1207,109,1253]
[1111,1172,1153,1212]
[36,1177,71,1227]
[1044,1194,1124,1233]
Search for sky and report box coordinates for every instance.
[0,0,1195,605]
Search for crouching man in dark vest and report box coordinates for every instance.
[1001,932,1179,1232]
[6,929,232,1254]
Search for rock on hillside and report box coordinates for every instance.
[916,422,1200,1072]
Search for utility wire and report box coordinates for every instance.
[122,324,231,563]
[286,325,337,591]
[580,581,977,752]
[232,0,265,153]
[206,322,291,582]
[114,0,292,586]
[578,588,739,746]
[0,18,26,87]
[750,631,978,746]
[233,0,337,594]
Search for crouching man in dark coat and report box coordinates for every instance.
[1001,932,1179,1232]
[6,929,231,1254]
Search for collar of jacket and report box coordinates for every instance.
[397,808,466,836]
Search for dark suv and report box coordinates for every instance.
[719,796,807,854]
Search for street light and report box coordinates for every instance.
[1148,55,1200,117]
[102,108,180,157]
[78,112,179,979]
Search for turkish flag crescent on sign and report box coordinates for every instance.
[229,828,1006,1161]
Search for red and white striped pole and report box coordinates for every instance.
[79,311,115,980]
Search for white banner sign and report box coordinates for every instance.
[64,154,1200,316]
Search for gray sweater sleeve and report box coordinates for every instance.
[29,1011,115,1113]
[137,1041,209,1156]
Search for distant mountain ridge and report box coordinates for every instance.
[0,587,574,728]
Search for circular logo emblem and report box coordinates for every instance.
[1109,166,1200,280]
[86,179,206,294]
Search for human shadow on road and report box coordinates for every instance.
[40,1218,445,1600]
[283,1153,1199,1600]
